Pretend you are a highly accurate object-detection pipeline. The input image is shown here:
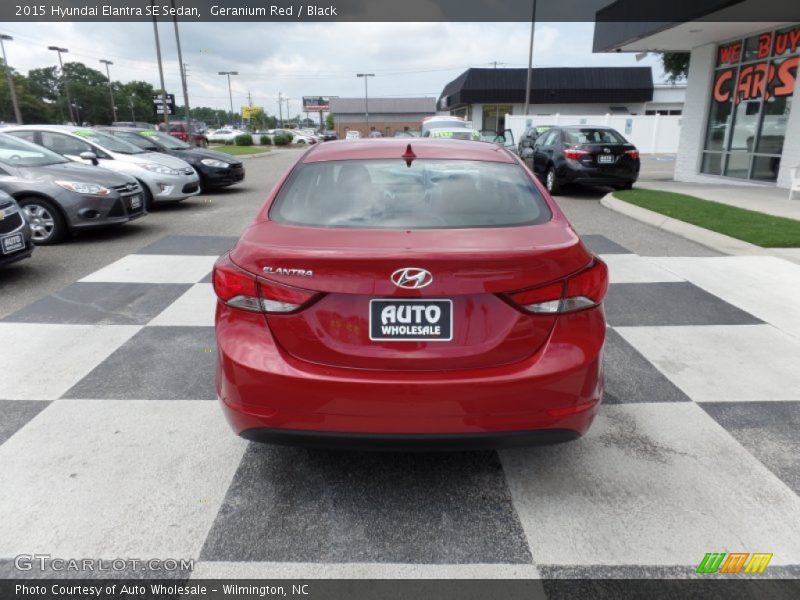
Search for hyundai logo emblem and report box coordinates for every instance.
[391,267,433,290]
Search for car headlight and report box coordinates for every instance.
[200,158,231,168]
[55,181,111,196]
[136,162,179,175]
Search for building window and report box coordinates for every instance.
[481,105,512,132]
[701,24,799,182]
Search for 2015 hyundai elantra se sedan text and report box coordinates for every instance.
[213,139,608,450]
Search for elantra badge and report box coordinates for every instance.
[262,266,314,277]
[391,267,433,289]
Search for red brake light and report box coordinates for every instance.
[505,259,608,315]
[625,149,640,160]
[564,148,589,160]
[259,279,318,313]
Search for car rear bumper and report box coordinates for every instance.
[215,303,605,446]
[560,163,639,186]
[201,166,245,188]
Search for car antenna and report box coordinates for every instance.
[401,143,416,167]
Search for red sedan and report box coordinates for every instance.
[213,139,608,450]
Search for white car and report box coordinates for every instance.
[4,125,200,208]
[345,130,362,140]
[266,129,316,145]
[207,128,246,143]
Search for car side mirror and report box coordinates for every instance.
[79,151,99,165]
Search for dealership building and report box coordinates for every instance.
[329,97,437,138]
[594,5,799,189]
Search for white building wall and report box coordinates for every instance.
[777,90,800,189]
[673,44,718,184]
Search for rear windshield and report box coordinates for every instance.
[564,128,627,145]
[269,159,551,229]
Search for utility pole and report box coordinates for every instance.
[523,0,537,116]
[0,34,22,124]
[356,73,374,134]
[219,71,238,127]
[150,1,169,129]
[129,96,136,121]
[171,0,191,131]
[278,92,283,128]
[99,59,117,123]
[48,46,75,123]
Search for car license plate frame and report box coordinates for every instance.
[597,154,615,164]
[128,194,143,210]
[1,233,24,255]
[369,299,453,342]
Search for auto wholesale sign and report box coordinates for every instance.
[712,26,799,105]
[302,96,331,112]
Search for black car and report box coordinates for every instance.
[0,190,34,267]
[518,125,554,158]
[528,126,640,194]
[98,128,245,192]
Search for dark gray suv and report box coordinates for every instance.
[0,133,146,245]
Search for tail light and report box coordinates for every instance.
[506,259,608,315]
[212,254,319,314]
[625,149,640,160]
[564,148,589,160]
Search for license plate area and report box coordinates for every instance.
[1,233,24,254]
[597,154,615,164]
[127,194,143,211]
[369,299,452,342]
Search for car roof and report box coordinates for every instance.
[302,139,516,163]
[427,127,477,133]
[97,126,150,133]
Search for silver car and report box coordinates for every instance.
[0,132,146,245]
[0,190,33,266]
[4,125,200,210]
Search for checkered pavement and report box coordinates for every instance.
[1,234,799,581]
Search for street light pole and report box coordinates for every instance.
[99,59,117,123]
[150,1,169,129]
[0,34,22,124]
[48,46,75,123]
[523,0,537,116]
[171,0,192,132]
[356,73,374,134]
[219,71,238,127]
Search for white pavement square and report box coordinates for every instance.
[79,255,218,284]
[500,403,800,566]
[600,254,685,284]
[148,284,217,327]
[616,324,800,403]
[0,323,140,400]
[0,400,247,558]
[652,256,800,340]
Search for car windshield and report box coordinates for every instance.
[270,159,551,229]
[112,131,160,150]
[71,129,146,154]
[565,128,627,145]
[140,131,191,149]
[0,132,69,167]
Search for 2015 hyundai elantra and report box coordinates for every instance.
[213,139,608,450]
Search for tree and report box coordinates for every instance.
[117,80,158,124]
[325,113,334,130]
[0,62,55,123]
[661,53,690,83]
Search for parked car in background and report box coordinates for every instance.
[0,190,33,265]
[207,128,246,144]
[479,129,518,155]
[112,121,156,130]
[529,125,640,194]
[423,127,480,141]
[420,115,467,137]
[345,130,361,140]
[160,120,208,147]
[99,127,245,192]
[518,125,554,158]
[0,132,145,244]
[265,129,316,145]
[320,131,338,141]
[4,125,200,210]
[212,138,608,449]
[368,131,383,138]
[393,130,421,138]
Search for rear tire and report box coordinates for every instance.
[138,181,155,211]
[545,167,561,195]
[18,197,68,245]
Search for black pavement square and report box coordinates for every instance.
[581,235,631,255]
[201,445,532,564]
[0,400,50,446]
[604,282,763,327]
[603,329,691,404]
[701,402,800,496]
[137,235,238,256]
[1,282,190,325]
[62,326,216,400]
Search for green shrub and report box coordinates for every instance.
[273,133,292,146]
[235,133,253,146]
[224,139,234,145]
[260,134,272,145]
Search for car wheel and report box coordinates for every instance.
[296,139,306,145]
[19,197,67,245]
[138,181,156,211]
[545,167,561,195]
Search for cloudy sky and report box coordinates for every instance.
[1,21,665,117]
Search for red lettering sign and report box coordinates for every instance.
[773,26,800,56]
[757,33,772,59]
[718,42,742,65]
[713,69,734,102]
[773,56,799,97]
